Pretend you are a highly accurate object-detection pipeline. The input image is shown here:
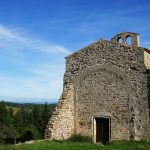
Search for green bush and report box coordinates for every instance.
[68,134,92,143]
[0,124,18,144]
[20,125,39,142]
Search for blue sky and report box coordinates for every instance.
[0,0,149,102]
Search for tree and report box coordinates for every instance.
[0,123,18,144]
[0,101,8,124]
[14,108,25,133]
[32,105,42,136]
[20,125,39,141]
[41,102,51,137]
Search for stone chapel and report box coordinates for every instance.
[45,32,150,143]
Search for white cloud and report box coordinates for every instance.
[0,24,70,100]
[0,73,63,99]
[0,24,71,54]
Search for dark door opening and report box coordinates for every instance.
[96,117,110,144]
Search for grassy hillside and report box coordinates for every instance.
[0,140,150,150]
[5,101,56,110]
[4,101,56,115]
[6,106,20,115]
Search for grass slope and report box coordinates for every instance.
[0,140,150,150]
[4,101,56,114]
[6,106,20,114]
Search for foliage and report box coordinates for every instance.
[20,125,39,141]
[0,123,18,144]
[68,134,92,143]
[0,101,14,125]
[0,101,56,144]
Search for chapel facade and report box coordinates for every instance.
[45,32,150,143]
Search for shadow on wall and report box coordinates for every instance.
[147,69,150,117]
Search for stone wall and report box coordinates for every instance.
[74,65,131,140]
[45,33,150,141]
[45,85,74,140]
[144,50,150,69]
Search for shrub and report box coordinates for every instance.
[68,134,92,143]
[0,124,18,144]
[20,125,39,142]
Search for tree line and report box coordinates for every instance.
[0,101,55,144]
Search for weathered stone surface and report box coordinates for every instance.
[144,50,150,69]
[111,32,139,46]
[45,32,150,142]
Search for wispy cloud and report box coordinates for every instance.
[0,73,63,99]
[71,7,150,49]
[0,24,70,100]
[0,2,150,101]
[0,24,71,54]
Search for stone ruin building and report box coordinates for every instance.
[45,32,150,143]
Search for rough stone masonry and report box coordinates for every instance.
[45,32,150,143]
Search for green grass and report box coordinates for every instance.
[0,140,150,150]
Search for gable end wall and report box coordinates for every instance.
[45,40,150,140]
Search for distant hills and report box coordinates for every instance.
[0,96,58,104]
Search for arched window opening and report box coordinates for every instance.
[117,37,123,44]
[126,35,132,45]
